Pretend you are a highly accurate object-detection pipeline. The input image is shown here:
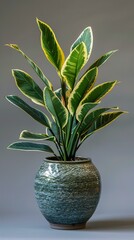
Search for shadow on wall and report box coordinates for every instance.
[85,218,134,231]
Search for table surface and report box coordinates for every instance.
[1,213,134,240]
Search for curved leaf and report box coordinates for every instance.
[71,26,93,60]
[6,95,51,127]
[20,130,55,141]
[8,141,54,153]
[89,50,118,69]
[6,44,53,89]
[81,111,125,142]
[76,102,98,122]
[81,81,117,105]
[68,67,98,115]
[37,19,65,72]
[61,42,87,90]
[43,87,68,128]
[12,69,44,106]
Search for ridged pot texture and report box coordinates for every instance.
[34,157,101,229]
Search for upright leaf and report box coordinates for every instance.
[68,67,98,115]
[61,42,87,90]
[6,44,52,89]
[43,87,68,129]
[8,141,54,153]
[6,95,51,127]
[12,69,44,106]
[81,81,117,105]
[37,19,65,72]
[71,26,93,60]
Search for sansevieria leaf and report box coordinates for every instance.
[76,102,98,122]
[6,95,51,128]
[71,26,93,61]
[81,81,117,105]
[20,130,55,141]
[81,111,125,142]
[8,141,54,153]
[37,19,65,72]
[6,44,53,89]
[68,67,98,115]
[61,42,87,90]
[12,69,44,106]
[89,50,118,69]
[44,87,68,128]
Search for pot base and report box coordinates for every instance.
[50,222,86,230]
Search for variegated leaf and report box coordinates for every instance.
[81,81,117,105]
[37,19,65,72]
[12,69,44,106]
[6,44,53,89]
[20,130,55,141]
[6,95,51,127]
[43,87,68,128]
[68,67,98,115]
[61,42,87,90]
[89,50,118,69]
[8,141,54,153]
[76,102,98,122]
[81,111,125,142]
[71,26,93,60]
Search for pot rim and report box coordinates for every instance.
[45,156,92,164]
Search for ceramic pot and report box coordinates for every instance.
[34,157,101,230]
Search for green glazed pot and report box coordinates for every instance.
[34,157,101,230]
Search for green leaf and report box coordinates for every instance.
[89,50,118,69]
[82,81,117,105]
[8,141,54,153]
[76,102,98,122]
[6,95,51,127]
[20,130,55,141]
[71,26,93,60]
[79,107,114,136]
[6,44,53,89]
[81,111,125,142]
[61,42,87,90]
[37,19,65,72]
[12,69,44,106]
[68,67,98,115]
[43,87,68,128]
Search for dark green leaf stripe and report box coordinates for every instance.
[6,95,50,127]
[37,19,65,72]
[71,26,93,60]
[82,81,117,104]
[20,130,55,141]
[61,42,87,90]
[8,141,54,153]
[12,69,44,106]
[44,87,68,128]
[68,67,98,115]
[6,44,52,89]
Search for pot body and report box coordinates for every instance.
[34,157,101,229]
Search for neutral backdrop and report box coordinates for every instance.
[0,0,134,239]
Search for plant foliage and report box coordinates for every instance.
[6,19,125,161]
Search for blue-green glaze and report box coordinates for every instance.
[34,157,101,229]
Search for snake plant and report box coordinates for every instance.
[6,19,125,161]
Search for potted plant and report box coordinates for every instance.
[6,19,125,230]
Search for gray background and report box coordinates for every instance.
[0,0,134,239]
